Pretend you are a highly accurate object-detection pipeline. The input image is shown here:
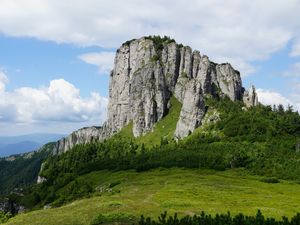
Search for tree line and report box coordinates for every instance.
[138,211,300,225]
[20,98,300,208]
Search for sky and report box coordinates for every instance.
[0,0,300,136]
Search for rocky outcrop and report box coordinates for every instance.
[243,85,258,107]
[174,79,206,139]
[0,197,25,215]
[53,126,109,154]
[53,36,258,154]
[37,162,47,184]
[107,38,170,137]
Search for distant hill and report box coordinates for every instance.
[0,142,55,195]
[0,141,40,157]
[0,133,65,157]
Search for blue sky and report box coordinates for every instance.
[0,35,111,97]
[0,0,300,136]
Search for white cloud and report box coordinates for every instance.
[290,38,300,57]
[283,62,300,77]
[290,92,300,111]
[0,71,8,93]
[1,0,300,77]
[256,88,300,111]
[78,52,115,73]
[0,75,108,124]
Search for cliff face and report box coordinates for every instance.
[53,36,258,154]
[53,126,109,154]
[243,85,258,108]
[107,38,169,137]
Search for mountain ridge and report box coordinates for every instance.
[0,133,65,145]
[0,133,65,157]
[0,141,40,157]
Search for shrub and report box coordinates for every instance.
[260,177,280,183]
[108,181,121,188]
[139,211,300,225]
[90,213,137,225]
[0,212,12,223]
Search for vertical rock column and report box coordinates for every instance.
[107,44,131,134]
[174,79,206,139]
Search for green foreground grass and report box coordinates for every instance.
[5,168,300,225]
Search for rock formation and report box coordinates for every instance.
[53,36,258,154]
[174,79,205,139]
[0,197,25,215]
[54,126,109,154]
[243,85,258,107]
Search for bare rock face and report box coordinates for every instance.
[107,38,169,137]
[215,63,243,101]
[161,42,180,91]
[37,175,47,184]
[0,197,25,215]
[53,36,258,154]
[243,85,258,107]
[130,62,168,136]
[54,126,109,154]
[174,79,205,139]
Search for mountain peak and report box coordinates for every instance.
[54,36,258,153]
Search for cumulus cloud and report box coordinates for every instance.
[256,88,300,111]
[0,70,8,93]
[78,52,115,73]
[0,74,108,124]
[0,71,18,122]
[1,0,300,76]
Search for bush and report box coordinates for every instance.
[108,181,121,188]
[90,213,137,225]
[260,177,280,183]
[0,212,12,223]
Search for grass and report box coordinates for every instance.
[113,96,182,148]
[111,96,181,148]
[113,122,134,140]
[136,96,182,147]
[5,168,300,225]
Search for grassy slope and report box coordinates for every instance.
[6,168,300,225]
[113,96,182,147]
[136,96,182,147]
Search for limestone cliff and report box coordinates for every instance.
[54,126,109,154]
[53,36,258,154]
[243,85,258,108]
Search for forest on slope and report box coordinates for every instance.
[18,96,300,210]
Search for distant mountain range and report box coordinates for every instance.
[0,133,65,157]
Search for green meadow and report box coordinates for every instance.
[5,168,300,225]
